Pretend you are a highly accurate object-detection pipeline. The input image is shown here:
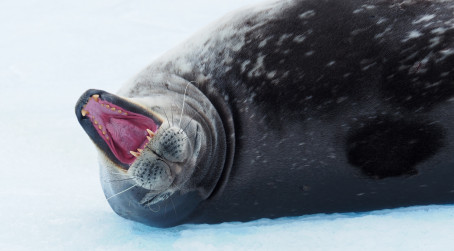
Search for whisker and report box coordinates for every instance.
[172,101,181,126]
[170,104,175,127]
[183,124,200,142]
[107,170,129,176]
[107,184,138,200]
[161,107,172,129]
[103,178,134,183]
[147,204,160,213]
[171,197,177,216]
[182,117,194,133]
[179,81,191,128]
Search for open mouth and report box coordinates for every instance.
[76,90,161,167]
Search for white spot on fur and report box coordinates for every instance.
[408,30,423,38]
[276,34,292,46]
[281,71,289,79]
[429,36,441,48]
[363,4,376,9]
[423,22,434,28]
[337,97,348,103]
[422,53,433,64]
[398,65,411,71]
[413,14,436,24]
[177,59,193,74]
[231,39,245,52]
[258,36,273,48]
[248,54,266,78]
[403,51,419,62]
[266,70,277,79]
[402,30,423,42]
[353,4,376,13]
[377,18,387,25]
[431,27,448,35]
[425,81,441,89]
[374,27,392,39]
[299,10,315,19]
[326,61,335,67]
[293,35,306,43]
[223,55,233,64]
[362,62,377,71]
[241,60,251,73]
[439,48,454,61]
[351,28,368,36]
[305,50,315,56]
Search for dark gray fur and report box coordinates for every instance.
[115,0,454,225]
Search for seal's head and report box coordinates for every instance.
[75,83,231,226]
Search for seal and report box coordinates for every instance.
[75,0,454,227]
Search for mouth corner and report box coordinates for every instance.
[75,89,162,168]
[75,89,106,120]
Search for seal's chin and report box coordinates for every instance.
[76,89,162,168]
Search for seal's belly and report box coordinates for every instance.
[190,99,454,223]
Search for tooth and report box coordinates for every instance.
[147,136,152,141]
[130,151,140,157]
[118,110,122,113]
[81,109,88,116]
[146,129,155,137]
[137,149,143,153]
[92,94,99,102]
[111,107,116,111]
[94,120,98,125]
[106,105,110,108]
[98,125,102,130]
[102,131,106,135]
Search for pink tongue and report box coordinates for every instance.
[84,97,159,165]
[106,118,147,154]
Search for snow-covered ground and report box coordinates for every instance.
[1,0,453,250]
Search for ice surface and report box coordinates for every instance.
[1,0,453,250]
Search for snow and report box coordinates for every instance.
[1,0,453,250]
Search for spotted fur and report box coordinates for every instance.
[96,0,454,226]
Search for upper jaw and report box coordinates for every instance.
[75,89,163,169]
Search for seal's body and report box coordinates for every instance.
[76,0,454,227]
